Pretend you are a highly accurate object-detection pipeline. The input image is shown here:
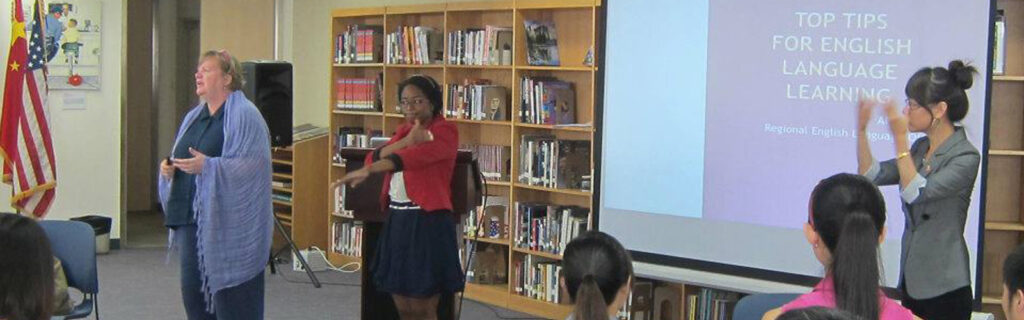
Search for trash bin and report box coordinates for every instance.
[70,215,112,254]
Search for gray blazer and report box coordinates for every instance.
[868,127,980,299]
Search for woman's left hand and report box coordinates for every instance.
[172,148,207,174]
[883,100,909,137]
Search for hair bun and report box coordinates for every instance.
[947,60,977,90]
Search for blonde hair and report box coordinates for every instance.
[199,49,244,91]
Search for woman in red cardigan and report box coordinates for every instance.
[337,75,462,320]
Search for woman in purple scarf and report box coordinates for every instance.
[158,50,273,320]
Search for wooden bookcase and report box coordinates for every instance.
[328,1,600,319]
[270,135,329,252]
[982,1,1024,318]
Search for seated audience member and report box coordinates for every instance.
[1002,244,1024,320]
[778,306,862,320]
[561,231,633,320]
[0,213,55,320]
[763,174,917,320]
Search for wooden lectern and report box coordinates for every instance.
[338,148,480,320]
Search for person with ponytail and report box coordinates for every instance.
[764,173,916,320]
[560,231,633,320]
[855,60,980,320]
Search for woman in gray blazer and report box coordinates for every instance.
[856,60,980,320]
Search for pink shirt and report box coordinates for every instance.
[781,276,916,320]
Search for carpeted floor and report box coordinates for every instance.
[89,247,541,320]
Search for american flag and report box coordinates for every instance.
[0,0,58,218]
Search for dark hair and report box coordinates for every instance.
[778,306,864,320]
[809,174,886,320]
[0,213,54,320]
[199,49,244,91]
[562,231,633,320]
[397,75,443,116]
[1004,244,1024,301]
[904,60,977,123]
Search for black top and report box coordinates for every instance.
[165,105,225,227]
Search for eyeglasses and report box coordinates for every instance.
[399,97,427,107]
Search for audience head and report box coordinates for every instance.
[804,173,886,320]
[778,306,863,320]
[904,60,977,132]
[561,231,633,320]
[1003,244,1024,320]
[0,213,54,320]
[397,75,443,122]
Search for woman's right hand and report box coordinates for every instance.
[160,158,174,180]
[857,97,876,131]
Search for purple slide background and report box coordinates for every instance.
[703,0,989,244]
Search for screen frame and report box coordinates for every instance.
[593,0,997,307]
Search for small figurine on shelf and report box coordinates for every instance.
[583,45,594,66]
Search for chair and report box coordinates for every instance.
[733,293,801,320]
[39,220,99,320]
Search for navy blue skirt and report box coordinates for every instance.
[372,201,465,298]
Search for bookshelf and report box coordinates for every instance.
[270,135,329,253]
[982,1,1024,318]
[328,1,600,319]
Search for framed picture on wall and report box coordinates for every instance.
[25,0,103,90]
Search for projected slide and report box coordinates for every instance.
[600,0,988,286]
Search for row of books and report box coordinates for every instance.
[687,288,740,320]
[332,127,383,164]
[514,203,590,255]
[513,255,562,304]
[463,196,510,239]
[272,194,292,203]
[335,76,382,111]
[271,180,292,189]
[460,144,509,181]
[446,81,509,121]
[519,76,576,125]
[386,26,444,65]
[332,184,353,218]
[518,136,591,190]
[332,20,564,66]
[447,26,513,66]
[331,221,364,257]
[335,24,383,64]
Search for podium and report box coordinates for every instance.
[338,148,480,320]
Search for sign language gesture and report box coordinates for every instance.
[857,97,876,132]
[883,99,909,137]
[172,148,207,174]
[406,119,434,146]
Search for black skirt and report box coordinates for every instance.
[372,201,466,298]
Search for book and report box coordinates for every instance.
[335,73,383,111]
[387,25,443,65]
[514,202,590,255]
[335,25,383,64]
[448,26,513,66]
[518,135,591,190]
[461,144,510,181]
[995,10,1006,75]
[332,221,364,256]
[524,20,560,66]
[519,76,576,125]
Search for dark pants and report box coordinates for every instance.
[902,285,973,320]
[176,224,265,320]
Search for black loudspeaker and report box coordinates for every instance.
[241,61,293,147]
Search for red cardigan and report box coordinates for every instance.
[365,117,458,212]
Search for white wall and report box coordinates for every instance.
[0,0,124,238]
